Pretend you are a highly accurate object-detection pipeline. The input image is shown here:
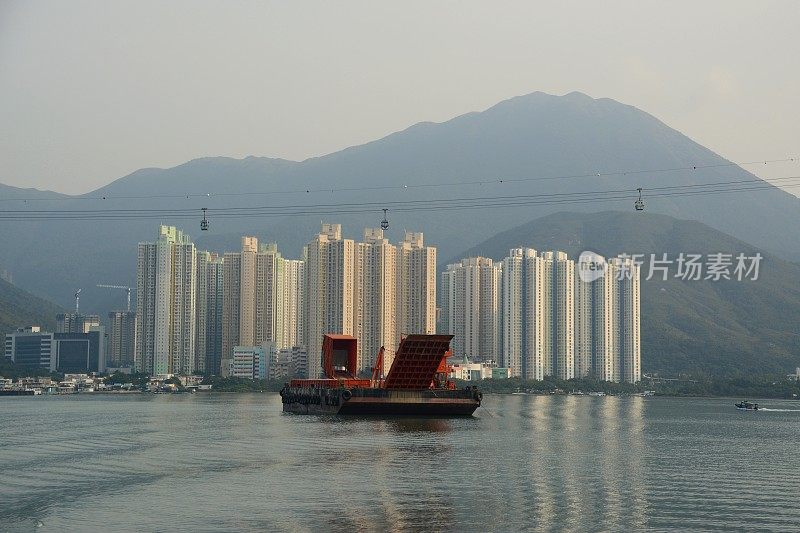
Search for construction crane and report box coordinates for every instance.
[74,288,81,313]
[97,284,133,311]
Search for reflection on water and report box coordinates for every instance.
[2,394,800,531]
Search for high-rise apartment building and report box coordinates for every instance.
[196,251,223,374]
[502,248,546,379]
[614,257,641,383]
[56,313,101,334]
[279,259,305,350]
[498,248,643,382]
[441,257,501,362]
[550,251,575,380]
[107,311,136,368]
[576,259,617,381]
[221,238,284,376]
[355,228,398,373]
[500,249,574,380]
[397,232,436,337]
[135,225,197,375]
[304,224,355,379]
[575,255,641,383]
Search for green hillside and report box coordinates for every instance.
[449,211,800,377]
[0,277,62,334]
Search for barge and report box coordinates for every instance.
[280,334,481,416]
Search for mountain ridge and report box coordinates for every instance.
[1,90,799,321]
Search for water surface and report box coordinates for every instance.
[1,394,799,531]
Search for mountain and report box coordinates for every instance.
[0,278,63,335]
[1,91,800,317]
[448,211,800,376]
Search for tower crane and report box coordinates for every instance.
[97,284,134,311]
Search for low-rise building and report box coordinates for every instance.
[230,346,268,380]
[54,328,106,373]
[4,326,55,370]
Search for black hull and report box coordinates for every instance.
[280,386,481,416]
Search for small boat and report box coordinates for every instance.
[735,400,759,411]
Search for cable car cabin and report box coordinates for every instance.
[380,208,389,230]
[634,188,645,211]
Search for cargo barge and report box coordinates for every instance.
[280,334,481,416]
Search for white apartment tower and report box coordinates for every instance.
[575,255,641,383]
[614,257,641,383]
[501,248,548,380]
[397,232,437,337]
[441,257,501,362]
[500,249,575,380]
[135,225,197,375]
[279,259,305,350]
[575,259,617,380]
[221,237,284,375]
[551,251,575,380]
[304,224,355,378]
[196,251,224,375]
[355,228,398,373]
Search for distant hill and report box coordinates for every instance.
[1,91,799,317]
[448,211,800,377]
[0,278,62,335]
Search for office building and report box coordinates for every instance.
[4,326,54,370]
[54,328,106,373]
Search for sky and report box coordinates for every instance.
[1,0,798,194]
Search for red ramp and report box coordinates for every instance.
[383,334,454,390]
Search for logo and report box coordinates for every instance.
[578,251,607,283]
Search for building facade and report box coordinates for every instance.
[221,238,285,376]
[135,225,197,375]
[4,326,54,370]
[107,311,136,368]
[441,257,501,362]
[54,328,106,373]
[56,313,101,334]
[355,228,398,373]
[279,259,305,350]
[196,251,223,375]
[397,232,437,337]
[304,224,355,379]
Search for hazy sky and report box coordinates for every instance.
[1,0,798,194]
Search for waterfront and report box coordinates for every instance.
[2,395,800,532]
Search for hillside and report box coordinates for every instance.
[1,90,799,316]
[0,278,62,335]
[449,211,800,377]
